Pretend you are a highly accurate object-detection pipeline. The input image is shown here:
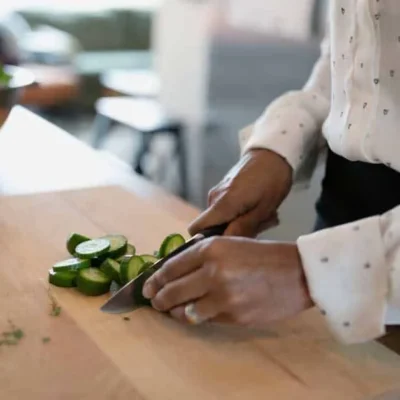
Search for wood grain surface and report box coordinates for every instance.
[1,186,400,400]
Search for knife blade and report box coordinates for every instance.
[100,223,228,314]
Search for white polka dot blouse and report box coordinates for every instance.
[240,0,400,344]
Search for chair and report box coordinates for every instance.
[93,97,187,199]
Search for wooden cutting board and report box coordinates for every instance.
[1,186,400,400]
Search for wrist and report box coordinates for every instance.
[293,243,315,310]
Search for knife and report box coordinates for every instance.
[100,223,228,314]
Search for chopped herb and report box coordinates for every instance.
[42,337,51,344]
[51,306,62,317]
[123,317,130,321]
[48,288,62,317]
[153,250,159,257]
[0,321,24,347]
[0,339,18,346]
[12,329,24,340]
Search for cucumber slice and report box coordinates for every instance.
[133,267,156,307]
[140,254,158,264]
[48,268,77,288]
[159,234,186,258]
[101,234,128,259]
[67,233,91,256]
[53,258,90,272]
[91,256,107,267]
[75,238,110,260]
[76,268,112,296]
[100,258,121,284]
[125,244,136,256]
[116,254,133,264]
[120,256,145,284]
[138,261,155,276]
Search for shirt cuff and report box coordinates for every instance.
[240,119,306,172]
[297,217,389,344]
[238,91,326,171]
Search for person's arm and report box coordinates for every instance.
[239,30,331,172]
[298,207,400,344]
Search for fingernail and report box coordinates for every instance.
[143,282,155,299]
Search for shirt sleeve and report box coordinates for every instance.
[297,206,400,344]
[239,29,331,172]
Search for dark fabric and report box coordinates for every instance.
[316,149,400,228]
[313,216,329,232]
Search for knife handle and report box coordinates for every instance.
[199,223,229,238]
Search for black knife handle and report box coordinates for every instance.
[199,223,229,238]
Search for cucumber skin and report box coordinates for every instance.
[120,256,144,285]
[53,258,91,272]
[102,235,128,259]
[100,259,121,284]
[66,233,91,256]
[159,234,185,258]
[138,262,155,276]
[49,269,77,288]
[76,269,111,296]
[126,244,136,256]
[140,255,158,264]
[92,255,108,267]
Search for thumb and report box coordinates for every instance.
[188,197,237,236]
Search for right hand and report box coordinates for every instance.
[189,149,293,238]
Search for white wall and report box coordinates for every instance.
[153,0,217,204]
[224,0,315,40]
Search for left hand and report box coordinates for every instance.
[142,237,314,327]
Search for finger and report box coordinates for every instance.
[170,294,223,324]
[143,241,205,299]
[225,210,279,238]
[210,313,236,325]
[188,196,237,236]
[151,266,211,312]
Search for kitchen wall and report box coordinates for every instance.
[153,0,216,205]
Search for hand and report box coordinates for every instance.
[189,149,292,238]
[142,237,313,328]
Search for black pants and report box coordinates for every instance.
[315,149,400,230]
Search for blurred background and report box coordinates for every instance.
[0,0,328,240]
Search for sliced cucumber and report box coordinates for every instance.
[67,233,91,256]
[53,258,90,272]
[116,254,133,264]
[133,267,156,307]
[49,268,77,288]
[101,234,128,259]
[125,244,136,256]
[76,268,111,296]
[138,261,155,276]
[91,256,107,267]
[100,258,121,284]
[140,254,158,264]
[75,238,110,260]
[159,234,186,258]
[120,256,145,284]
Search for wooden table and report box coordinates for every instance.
[0,106,197,221]
[0,107,400,399]
[1,185,400,400]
